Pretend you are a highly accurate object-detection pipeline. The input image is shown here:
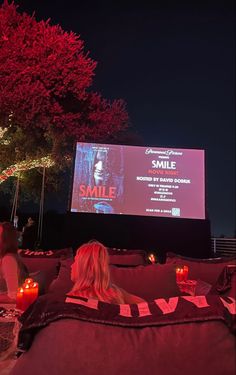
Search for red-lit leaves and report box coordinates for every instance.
[0,2,128,149]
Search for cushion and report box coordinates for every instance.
[166,252,236,286]
[48,261,180,300]
[12,319,236,375]
[19,257,59,291]
[109,254,146,267]
[18,248,73,259]
[18,248,73,292]
[212,265,236,297]
[227,272,236,298]
[108,248,147,267]
[110,264,180,300]
[49,258,74,294]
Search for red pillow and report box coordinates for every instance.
[166,252,236,286]
[110,264,180,301]
[109,254,146,267]
[213,265,236,297]
[49,258,74,294]
[18,248,73,259]
[18,248,73,291]
[49,261,180,300]
[108,248,147,266]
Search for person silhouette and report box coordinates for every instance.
[21,217,37,250]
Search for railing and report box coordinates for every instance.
[211,237,236,257]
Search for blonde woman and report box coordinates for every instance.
[70,241,145,304]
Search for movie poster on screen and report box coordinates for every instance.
[71,143,125,214]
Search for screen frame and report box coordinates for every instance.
[68,141,206,220]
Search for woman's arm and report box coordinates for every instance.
[113,285,146,304]
[2,255,19,299]
[121,289,146,304]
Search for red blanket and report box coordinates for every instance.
[17,293,236,353]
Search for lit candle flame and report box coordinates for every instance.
[148,253,156,263]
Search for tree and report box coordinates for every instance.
[0,1,128,196]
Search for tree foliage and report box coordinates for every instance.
[0,1,129,196]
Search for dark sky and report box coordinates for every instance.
[6,0,236,236]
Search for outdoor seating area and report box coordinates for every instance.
[0,248,235,374]
[0,1,235,374]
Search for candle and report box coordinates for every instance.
[16,287,24,311]
[176,268,181,282]
[23,283,32,310]
[29,282,39,303]
[183,265,189,281]
[17,278,39,312]
[148,253,156,264]
[176,268,184,283]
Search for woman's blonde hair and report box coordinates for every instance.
[70,241,124,304]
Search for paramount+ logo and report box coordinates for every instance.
[145,148,183,156]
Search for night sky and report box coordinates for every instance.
[3,0,236,237]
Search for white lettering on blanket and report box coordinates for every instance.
[182,296,209,308]
[220,297,236,315]
[119,304,132,317]
[137,302,151,317]
[65,296,236,319]
[154,297,179,314]
[65,297,99,310]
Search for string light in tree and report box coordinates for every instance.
[0,127,8,139]
[0,111,12,144]
[0,156,54,184]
